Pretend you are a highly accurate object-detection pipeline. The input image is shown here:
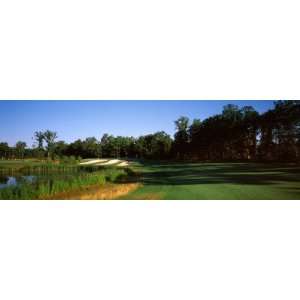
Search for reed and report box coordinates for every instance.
[0,167,133,200]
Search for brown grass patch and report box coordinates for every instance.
[45,183,140,200]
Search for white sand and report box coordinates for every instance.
[79,159,107,165]
[117,161,129,167]
[80,159,130,167]
[95,159,121,166]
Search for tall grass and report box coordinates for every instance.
[0,167,134,200]
[0,162,109,176]
[0,161,77,174]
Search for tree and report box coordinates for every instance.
[188,119,202,159]
[150,131,172,159]
[66,139,84,157]
[34,131,44,149]
[0,142,10,160]
[33,131,46,159]
[272,100,300,160]
[240,106,259,159]
[222,104,241,121]
[175,116,189,131]
[54,141,68,157]
[221,105,243,159]
[2,101,299,162]
[200,115,226,160]
[43,130,58,159]
[100,134,116,158]
[83,137,101,158]
[174,117,190,159]
[15,141,27,159]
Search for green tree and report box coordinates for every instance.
[54,141,68,157]
[100,134,116,158]
[66,139,84,157]
[272,100,300,160]
[174,116,190,159]
[0,142,10,160]
[43,130,58,159]
[240,106,259,159]
[151,131,172,159]
[33,131,45,159]
[84,137,101,158]
[188,119,202,159]
[15,141,27,159]
[34,131,44,149]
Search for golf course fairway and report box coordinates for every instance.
[120,162,300,200]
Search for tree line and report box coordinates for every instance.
[175,101,300,161]
[1,101,299,162]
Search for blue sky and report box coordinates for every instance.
[0,100,274,146]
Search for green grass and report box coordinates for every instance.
[121,162,300,200]
[0,159,45,169]
[0,159,78,171]
[0,159,110,175]
[1,159,300,200]
[0,168,131,199]
[0,158,134,199]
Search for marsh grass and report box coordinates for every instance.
[0,163,135,199]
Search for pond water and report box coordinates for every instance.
[0,165,102,191]
[0,175,36,189]
[0,167,81,190]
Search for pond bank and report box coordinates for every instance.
[0,163,138,199]
[46,182,140,200]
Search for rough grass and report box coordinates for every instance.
[120,162,300,200]
[0,159,46,169]
[0,167,135,200]
[50,182,140,200]
[0,159,77,173]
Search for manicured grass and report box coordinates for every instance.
[121,162,300,200]
[0,159,45,169]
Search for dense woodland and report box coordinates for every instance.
[1,101,300,162]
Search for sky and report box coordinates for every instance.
[0,100,274,146]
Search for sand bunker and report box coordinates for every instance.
[79,159,130,167]
[79,159,107,165]
[95,159,121,166]
[117,161,129,167]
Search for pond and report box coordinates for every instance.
[0,175,36,189]
[0,163,127,199]
[0,166,87,190]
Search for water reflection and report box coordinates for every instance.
[0,175,7,184]
[0,175,36,189]
[0,166,89,190]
